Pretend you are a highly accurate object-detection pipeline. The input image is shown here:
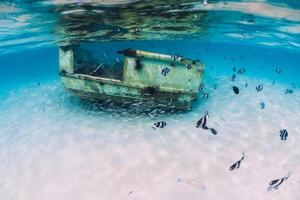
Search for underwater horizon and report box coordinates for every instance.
[0,1,300,200]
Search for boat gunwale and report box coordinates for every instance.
[60,71,199,96]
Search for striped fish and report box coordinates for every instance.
[199,83,204,91]
[186,64,192,69]
[231,74,236,82]
[229,152,245,171]
[237,68,246,74]
[152,121,167,129]
[171,54,179,60]
[268,172,291,191]
[280,129,288,141]
[196,112,217,135]
[256,84,263,92]
[161,67,170,76]
[203,93,209,99]
[260,102,265,110]
[285,89,293,94]
[275,67,281,74]
[196,112,209,129]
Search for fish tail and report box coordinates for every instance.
[286,171,291,180]
[241,152,245,160]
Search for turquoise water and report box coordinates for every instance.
[0,1,300,200]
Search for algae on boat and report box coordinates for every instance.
[59,45,205,110]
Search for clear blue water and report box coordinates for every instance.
[0,1,300,199]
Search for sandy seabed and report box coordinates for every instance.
[0,76,299,200]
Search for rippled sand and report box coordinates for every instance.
[0,77,299,200]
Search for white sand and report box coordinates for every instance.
[0,77,299,200]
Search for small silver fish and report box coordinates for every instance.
[177,178,206,190]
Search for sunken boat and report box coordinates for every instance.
[59,45,205,110]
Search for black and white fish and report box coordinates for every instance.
[260,102,265,110]
[196,112,209,129]
[256,84,263,92]
[203,93,209,99]
[232,86,239,94]
[285,89,293,94]
[280,129,288,141]
[199,83,204,91]
[275,67,282,74]
[231,74,236,82]
[186,64,192,69]
[196,112,217,135]
[161,67,170,76]
[229,152,245,171]
[171,54,180,60]
[237,68,246,74]
[152,121,167,129]
[268,172,291,191]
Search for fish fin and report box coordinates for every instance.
[286,171,292,180]
[210,128,217,135]
[241,152,245,160]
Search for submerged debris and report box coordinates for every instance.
[229,152,245,171]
